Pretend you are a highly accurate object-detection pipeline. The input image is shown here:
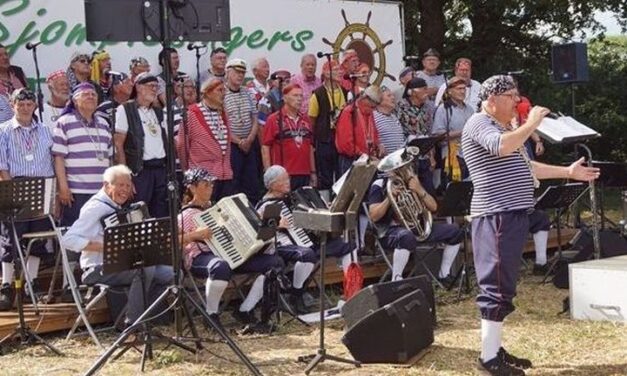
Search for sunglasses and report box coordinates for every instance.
[12,89,36,102]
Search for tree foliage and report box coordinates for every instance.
[403,1,627,162]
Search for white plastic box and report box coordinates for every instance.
[569,255,627,322]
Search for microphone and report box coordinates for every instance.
[187,42,206,50]
[506,70,525,76]
[343,73,368,80]
[316,51,333,58]
[25,41,42,50]
[403,55,420,61]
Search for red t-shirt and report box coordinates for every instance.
[263,108,313,176]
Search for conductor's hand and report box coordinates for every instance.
[524,106,550,129]
[568,157,601,182]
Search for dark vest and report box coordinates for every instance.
[121,101,167,174]
[312,85,347,143]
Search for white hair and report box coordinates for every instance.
[103,165,132,184]
[263,165,287,189]
[251,57,268,71]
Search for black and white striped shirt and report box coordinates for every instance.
[224,87,257,138]
[461,112,535,217]
[373,110,406,156]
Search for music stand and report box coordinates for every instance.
[296,160,377,374]
[535,183,587,282]
[0,178,62,355]
[407,134,446,156]
[592,161,627,230]
[85,218,261,375]
[437,181,474,299]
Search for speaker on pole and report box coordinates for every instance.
[551,42,589,84]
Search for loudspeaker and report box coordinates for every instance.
[553,229,627,288]
[341,275,435,330]
[341,289,434,363]
[551,43,589,83]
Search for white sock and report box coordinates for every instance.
[392,248,410,281]
[439,244,460,278]
[533,231,549,265]
[358,215,368,249]
[292,261,315,289]
[26,256,41,282]
[204,279,228,314]
[481,319,503,362]
[341,249,359,274]
[2,262,14,285]
[239,275,265,312]
[63,261,77,288]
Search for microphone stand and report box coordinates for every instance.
[190,45,205,100]
[29,45,44,121]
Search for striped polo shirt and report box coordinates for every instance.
[0,95,13,124]
[461,112,535,217]
[0,118,54,177]
[224,86,257,138]
[373,110,406,155]
[52,111,112,194]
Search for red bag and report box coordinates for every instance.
[343,262,364,300]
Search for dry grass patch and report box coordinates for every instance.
[0,271,625,375]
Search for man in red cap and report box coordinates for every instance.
[262,83,316,190]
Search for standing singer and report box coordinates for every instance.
[462,75,600,376]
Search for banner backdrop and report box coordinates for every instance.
[0,0,405,90]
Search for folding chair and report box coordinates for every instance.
[58,226,125,349]
[361,203,444,288]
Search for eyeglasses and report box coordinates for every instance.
[77,58,90,64]
[500,93,520,100]
[141,83,159,89]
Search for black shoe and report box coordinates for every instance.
[25,278,42,299]
[437,274,456,288]
[478,356,525,376]
[533,263,549,276]
[232,309,258,325]
[288,291,308,315]
[207,313,226,333]
[498,347,532,369]
[59,287,75,303]
[0,283,14,311]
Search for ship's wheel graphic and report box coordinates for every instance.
[322,9,394,86]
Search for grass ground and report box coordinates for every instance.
[0,268,625,376]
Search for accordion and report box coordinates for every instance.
[101,201,149,228]
[193,194,269,269]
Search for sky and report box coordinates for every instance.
[595,11,624,36]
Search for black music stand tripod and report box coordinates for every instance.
[437,181,474,299]
[84,219,261,376]
[0,178,62,355]
[534,183,587,283]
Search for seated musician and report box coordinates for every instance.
[257,165,359,312]
[179,168,284,327]
[0,88,54,310]
[368,149,463,285]
[63,165,173,326]
[529,209,550,275]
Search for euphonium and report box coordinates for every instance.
[377,147,433,241]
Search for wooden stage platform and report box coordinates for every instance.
[0,228,578,339]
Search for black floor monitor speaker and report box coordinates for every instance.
[341,289,434,364]
[341,275,436,330]
[551,42,589,83]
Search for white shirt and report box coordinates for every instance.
[115,104,166,160]
[42,102,65,129]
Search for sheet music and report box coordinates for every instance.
[537,116,600,144]
[332,154,369,195]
